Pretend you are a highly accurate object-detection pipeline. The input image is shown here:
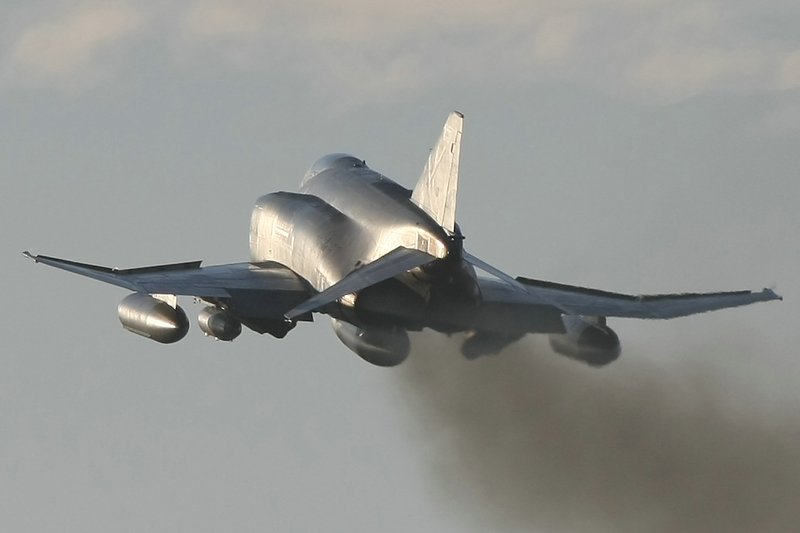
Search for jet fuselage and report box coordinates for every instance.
[26,111,779,367]
[250,154,452,290]
[247,154,560,340]
[249,154,482,324]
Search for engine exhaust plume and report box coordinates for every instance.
[397,332,800,533]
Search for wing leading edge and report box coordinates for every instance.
[23,251,312,320]
[24,246,436,322]
[464,252,781,319]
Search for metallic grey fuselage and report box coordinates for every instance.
[249,154,563,336]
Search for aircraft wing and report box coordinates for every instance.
[514,277,781,319]
[464,252,781,319]
[23,252,312,321]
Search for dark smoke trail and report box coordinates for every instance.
[397,332,800,533]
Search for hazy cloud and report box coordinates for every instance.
[531,13,588,65]
[8,2,145,88]
[4,1,800,103]
[180,1,267,40]
[629,48,763,101]
[779,50,800,89]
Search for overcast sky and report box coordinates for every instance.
[2,1,799,532]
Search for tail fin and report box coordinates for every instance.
[411,111,463,234]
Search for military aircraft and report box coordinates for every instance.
[24,112,781,366]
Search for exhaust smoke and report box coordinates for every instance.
[397,331,800,533]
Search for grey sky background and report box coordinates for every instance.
[2,1,799,532]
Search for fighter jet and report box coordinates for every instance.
[24,112,781,366]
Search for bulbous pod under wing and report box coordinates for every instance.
[118,293,189,344]
[197,306,241,341]
[548,315,621,367]
[331,319,410,367]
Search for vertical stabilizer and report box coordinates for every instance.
[411,111,463,233]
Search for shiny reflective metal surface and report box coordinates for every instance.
[198,306,242,341]
[25,111,781,364]
[331,318,410,367]
[117,293,189,344]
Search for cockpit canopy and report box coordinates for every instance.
[302,154,366,186]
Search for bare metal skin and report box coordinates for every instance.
[24,112,781,367]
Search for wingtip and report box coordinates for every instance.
[762,288,783,301]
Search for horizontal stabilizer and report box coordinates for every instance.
[463,251,578,315]
[284,246,435,320]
